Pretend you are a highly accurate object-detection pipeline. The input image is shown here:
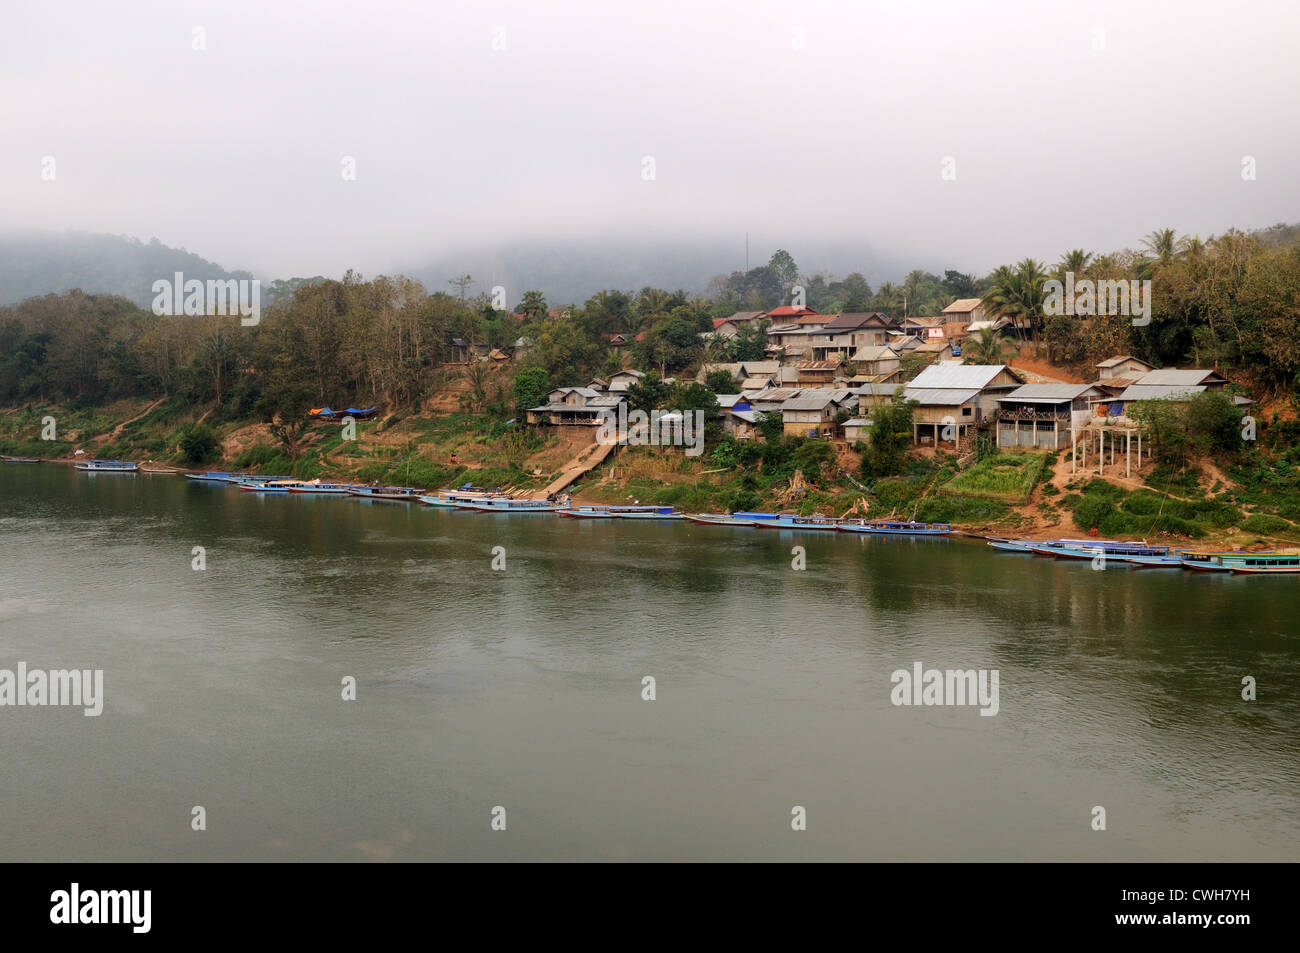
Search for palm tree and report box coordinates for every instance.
[518,290,547,321]
[902,270,928,317]
[1056,249,1093,279]
[1177,234,1206,260]
[637,288,670,322]
[963,326,1011,364]
[1143,228,1180,263]
[981,259,1047,342]
[875,281,903,316]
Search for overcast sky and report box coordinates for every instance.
[4,0,1298,284]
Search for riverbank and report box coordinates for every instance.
[6,396,1300,549]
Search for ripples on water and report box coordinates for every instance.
[1,466,1297,861]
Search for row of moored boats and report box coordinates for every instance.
[180,471,954,532]
[63,463,1300,570]
[988,536,1300,574]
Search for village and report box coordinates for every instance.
[507,300,1247,483]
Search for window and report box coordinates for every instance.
[962,406,972,416]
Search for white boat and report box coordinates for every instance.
[288,482,357,494]
[74,459,138,472]
[420,487,506,507]
[454,497,565,513]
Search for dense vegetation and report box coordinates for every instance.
[3,225,1300,541]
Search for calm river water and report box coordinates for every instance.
[1,464,1297,861]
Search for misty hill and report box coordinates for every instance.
[0,231,255,308]
[406,236,912,308]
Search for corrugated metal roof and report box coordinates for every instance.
[849,345,899,362]
[782,393,836,410]
[739,361,781,375]
[715,394,742,408]
[797,360,841,370]
[854,382,906,396]
[909,364,1007,389]
[741,376,773,389]
[730,409,758,423]
[823,312,891,330]
[1095,354,1149,368]
[1000,383,1100,402]
[904,387,981,405]
[943,298,983,312]
[1135,369,1221,386]
[1118,384,1206,401]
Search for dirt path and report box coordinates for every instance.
[109,397,167,439]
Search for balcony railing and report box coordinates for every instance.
[995,409,1070,422]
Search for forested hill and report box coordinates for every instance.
[0,231,255,308]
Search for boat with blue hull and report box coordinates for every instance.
[186,471,235,483]
[685,511,783,527]
[753,513,846,531]
[240,480,303,493]
[838,520,952,536]
[559,505,684,520]
[1027,538,1170,563]
[1181,551,1300,574]
[289,482,358,495]
[987,538,1036,552]
[1125,553,1191,568]
[419,487,506,507]
[74,459,138,472]
[347,485,427,502]
[455,497,566,514]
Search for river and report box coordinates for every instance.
[2,464,1297,861]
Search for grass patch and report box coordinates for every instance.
[941,452,1046,503]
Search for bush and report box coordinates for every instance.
[1240,514,1295,535]
[728,489,761,512]
[178,424,221,465]
[791,439,835,482]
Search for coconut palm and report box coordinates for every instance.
[1055,249,1093,279]
[636,288,671,322]
[875,281,903,316]
[1177,234,1206,260]
[1143,228,1180,263]
[980,259,1047,342]
[902,270,928,317]
[963,326,1011,364]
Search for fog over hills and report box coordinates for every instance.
[0,231,254,308]
[0,230,919,310]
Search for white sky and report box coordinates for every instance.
[3,0,1297,282]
